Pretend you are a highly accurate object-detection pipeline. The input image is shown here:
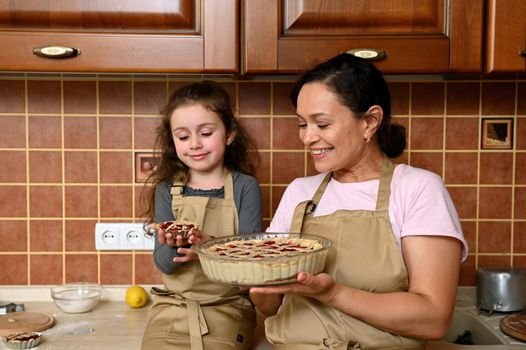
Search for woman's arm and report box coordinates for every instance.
[250,235,461,340]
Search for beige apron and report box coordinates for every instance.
[142,170,256,350]
[265,156,427,350]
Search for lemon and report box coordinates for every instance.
[125,285,149,308]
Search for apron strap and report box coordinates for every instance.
[187,299,209,350]
[290,173,331,233]
[375,155,395,216]
[223,168,234,201]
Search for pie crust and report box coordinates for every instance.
[195,233,331,286]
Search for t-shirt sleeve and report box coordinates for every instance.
[394,168,468,260]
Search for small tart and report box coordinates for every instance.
[195,233,331,286]
[3,332,41,349]
[156,220,199,239]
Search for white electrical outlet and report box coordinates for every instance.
[95,223,121,250]
[121,223,145,250]
[95,222,153,250]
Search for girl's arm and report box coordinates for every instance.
[235,173,263,233]
[250,235,461,340]
[152,182,187,274]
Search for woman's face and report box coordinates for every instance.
[170,103,230,175]
[296,82,368,175]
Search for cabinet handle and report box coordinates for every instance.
[346,48,387,61]
[520,50,526,58]
[33,46,81,59]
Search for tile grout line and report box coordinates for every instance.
[61,79,66,284]
[24,78,30,286]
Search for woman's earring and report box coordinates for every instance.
[364,136,371,144]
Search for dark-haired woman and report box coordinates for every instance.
[250,54,468,350]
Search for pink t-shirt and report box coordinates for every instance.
[267,164,468,261]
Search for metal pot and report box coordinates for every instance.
[476,267,526,314]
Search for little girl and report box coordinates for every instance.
[141,81,262,350]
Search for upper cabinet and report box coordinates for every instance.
[485,0,526,74]
[0,0,237,73]
[242,0,484,74]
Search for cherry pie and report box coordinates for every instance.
[195,233,331,286]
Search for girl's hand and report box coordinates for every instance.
[155,224,188,248]
[172,228,211,263]
[250,272,339,305]
[186,228,211,245]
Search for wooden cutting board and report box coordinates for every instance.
[500,313,526,342]
[0,312,55,337]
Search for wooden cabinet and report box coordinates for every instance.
[485,0,526,74]
[243,0,484,74]
[0,0,237,73]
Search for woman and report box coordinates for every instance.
[250,54,467,350]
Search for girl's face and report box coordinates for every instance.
[170,103,231,175]
[296,82,368,176]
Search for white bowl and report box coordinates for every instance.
[51,283,102,313]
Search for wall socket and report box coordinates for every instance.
[95,223,155,250]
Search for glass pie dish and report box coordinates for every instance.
[194,233,332,286]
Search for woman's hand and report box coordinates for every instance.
[250,272,339,305]
[172,228,212,263]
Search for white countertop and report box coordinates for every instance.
[1,286,525,350]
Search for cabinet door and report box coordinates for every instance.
[486,0,526,73]
[243,0,483,74]
[0,0,237,73]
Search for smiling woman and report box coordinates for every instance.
[250,53,468,350]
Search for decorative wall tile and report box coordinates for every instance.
[0,255,28,285]
[388,82,410,115]
[410,118,444,149]
[478,221,511,253]
[100,254,133,284]
[479,153,513,184]
[0,220,27,251]
[27,81,61,114]
[0,80,25,113]
[65,186,98,218]
[99,81,132,115]
[481,82,515,115]
[65,254,98,283]
[273,82,295,115]
[65,151,98,183]
[272,117,303,149]
[64,116,97,149]
[238,82,270,115]
[411,82,444,115]
[28,151,62,183]
[134,81,167,115]
[409,152,443,176]
[445,118,479,150]
[446,82,480,115]
[445,153,478,184]
[0,151,26,182]
[63,81,96,114]
[30,220,63,252]
[99,117,132,149]
[28,116,62,148]
[30,254,63,285]
[29,186,62,217]
[0,116,25,148]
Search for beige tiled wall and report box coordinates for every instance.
[0,76,525,286]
